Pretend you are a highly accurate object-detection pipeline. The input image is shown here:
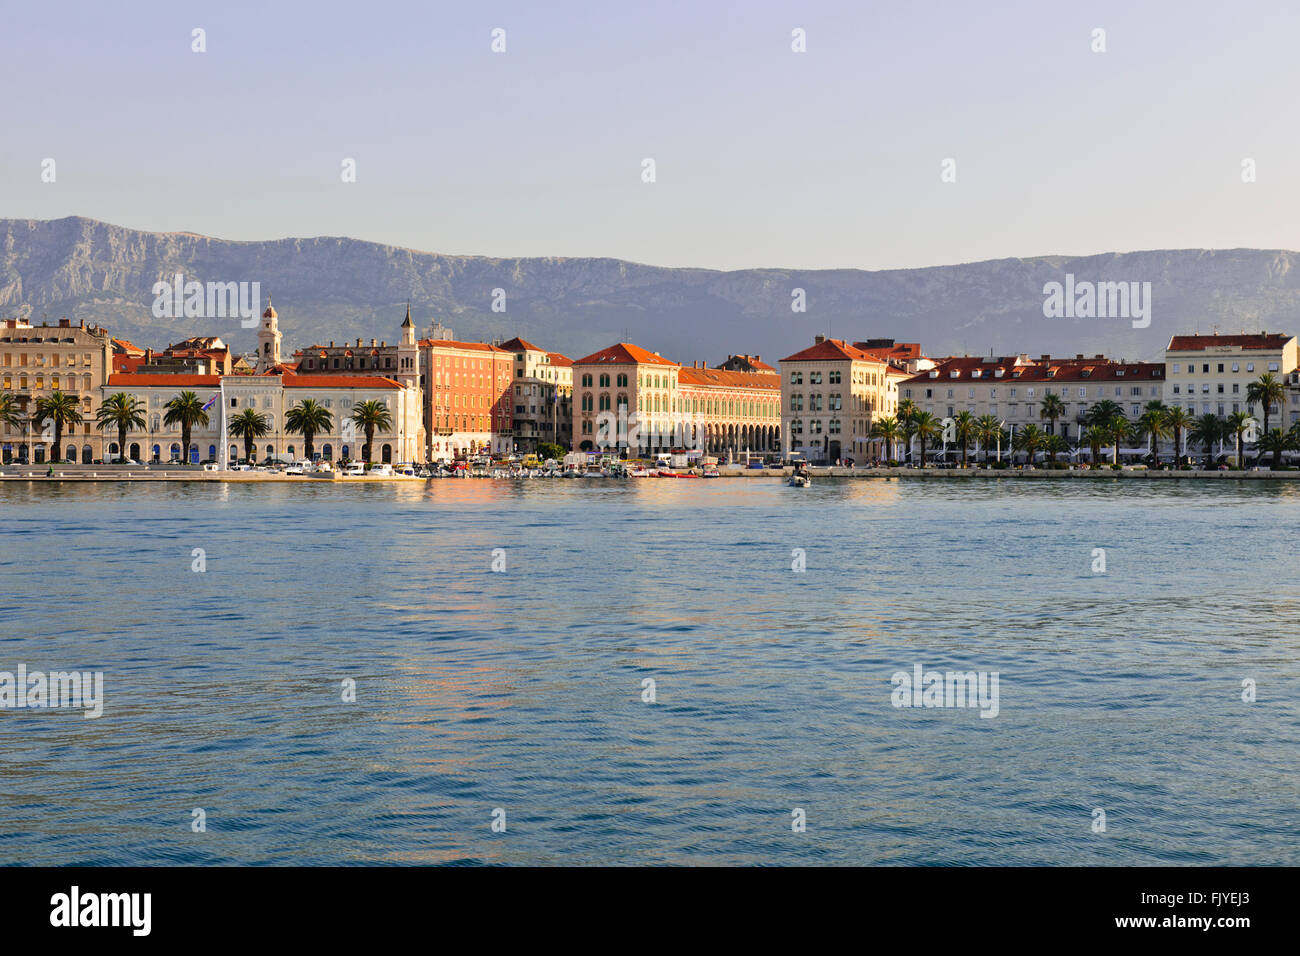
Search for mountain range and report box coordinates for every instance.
[2,216,1298,365]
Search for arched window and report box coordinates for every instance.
[381,444,392,463]
[617,373,628,387]
[322,444,333,461]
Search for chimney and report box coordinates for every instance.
[815,334,826,345]
[1076,353,1083,359]
[371,338,377,347]
[79,319,84,328]
[145,348,153,364]
[59,318,70,328]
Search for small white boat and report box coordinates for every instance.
[789,474,811,488]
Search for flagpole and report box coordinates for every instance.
[219,377,228,470]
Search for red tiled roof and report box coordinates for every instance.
[1166,333,1293,351]
[499,336,544,352]
[419,339,511,354]
[546,352,573,367]
[903,355,1163,386]
[107,374,221,387]
[574,342,678,366]
[113,355,147,373]
[112,338,144,355]
[677,366,781,389]
[282,374,401,389]
[780,339,883,363]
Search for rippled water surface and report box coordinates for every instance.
[1,477,1297,865]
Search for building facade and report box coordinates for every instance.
[779,336,897,463]
[676,363,782,459]
[499,337,573,453]
[901,354,1165,443]
[0,317,114,464]
[1164,333,1297,425]
[572,343,681,455]
[99,372,420,464]
[419,339,513,459]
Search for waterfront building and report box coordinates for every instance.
[1164,332,1297,424]
[99,371,420,464]
[419,338,513,460]
[901,354,1165,443]
[499,336,573,453]
[779,336,898,463]
[571,342,680,455]
[0,317,113,464]
[676,362,782,459]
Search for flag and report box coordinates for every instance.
[202,393,219,411]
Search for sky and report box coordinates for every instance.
[3,0,1299,271]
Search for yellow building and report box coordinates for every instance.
[1165,333,1298,426]
[0,317,113,464]
[779,336,896,463]
[572,342,680,454]
[500,336,573,452]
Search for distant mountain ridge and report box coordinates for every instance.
[2,216,1298,364]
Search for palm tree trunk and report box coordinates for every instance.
[118,424,127,461]
[919,437,927,467]
[182,426,191,464]
[53,421,62,463]
[305,431,315,461]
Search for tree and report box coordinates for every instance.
[228,408,271,462]
[163,391,210,464]
[31,391,83,463]
[974,414,1003,464]
[285,399,333,461]
[1246,373,1285,435]
[1081,425,1105,467]
[1258,428,1295,470]
[1225,410,1251,467]
[1136,401,1169,461]
[897,400,918,463]
[350,400,393,463]
[95,393,147,463]
[869,416,902,463]
[1086,401,1129,465]
[1189,414,1223,466]
[912,411,941,466]
[1039,392,1066,438]
[1163,406,1192,469]
[1044,433,1068,464]
[536,442,565,462]
[1013,423,1045,465]
[951,410,976,467]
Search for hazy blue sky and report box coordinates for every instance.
[3,0,1299,270]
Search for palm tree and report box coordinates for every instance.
[1258,428,1295,470]
[163,391,210,464]
[31,391,83,463]
[1163,406,1192,469]
[952,410,976,467]
[284,399,333,461]
[974,414,1002,464]
[1246,372,1286,435]
[1044,432,1068,464]
[228,408,271,463]
[350,399,393,463]
[869,416,901,463]
[1081,424,1105,467]
[1013,423,1045,465]
[897,400,918,463]
[0,393,23,429]
[912,411,941,466]
[1085,401,1129,465]
[95,392,147,463]
[1225,410,1251,467]
[1189,414,1223,467]
[1039,391,1066,438]
[1136,401,1169,461]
